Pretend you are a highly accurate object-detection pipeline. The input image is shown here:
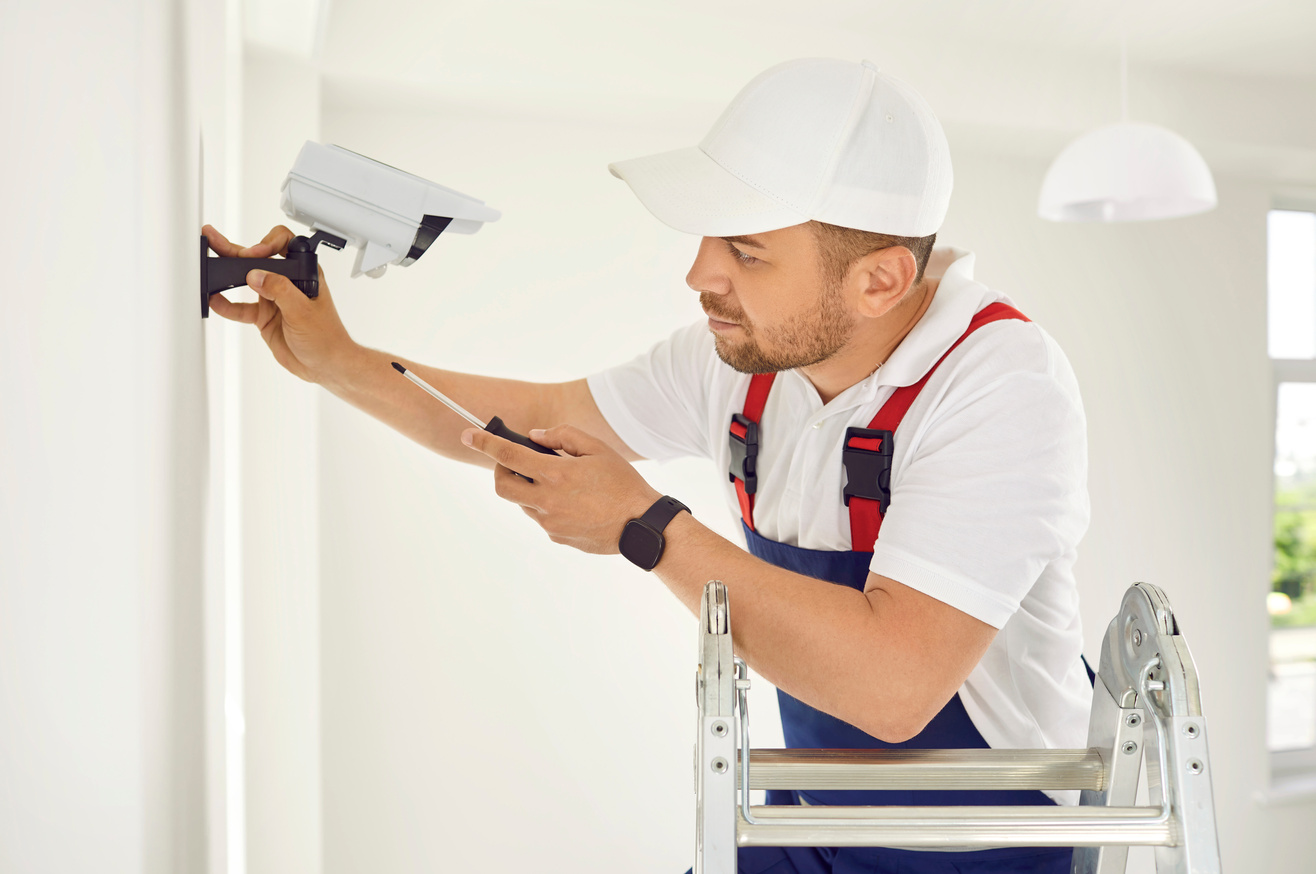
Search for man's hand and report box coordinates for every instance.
[461,424,662,554]
[203,224,357,384]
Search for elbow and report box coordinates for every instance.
[853,699,944,744]
[861,718,928,745]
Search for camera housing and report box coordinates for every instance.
[280,141,501,278]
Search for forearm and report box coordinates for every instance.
[653,512,978,743]
[320,343,567,467]
[459,420,992,742]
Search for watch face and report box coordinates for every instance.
[619,520,664,571]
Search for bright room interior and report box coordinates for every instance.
[3,1,1316,872]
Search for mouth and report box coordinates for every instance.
[706,314,740,332]
[702,305,741,326]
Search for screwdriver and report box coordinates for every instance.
[391,362,558,481]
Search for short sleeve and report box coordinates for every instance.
[869,332,1090,629]
[586,322,721,463]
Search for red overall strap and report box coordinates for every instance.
[847,301,1030,552]
[730,373,776,531]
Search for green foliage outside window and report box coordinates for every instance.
[1273,481,1316,628]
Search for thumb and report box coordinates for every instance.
[247,269,306,309]
[528,425,604,458]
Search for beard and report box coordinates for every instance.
[701,284,854,374]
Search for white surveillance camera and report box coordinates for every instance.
[279,141,501,278]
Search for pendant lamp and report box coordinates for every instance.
[1038,36,1217,222]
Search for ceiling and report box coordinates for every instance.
[246,0,1316,174]
[303,0,1316,90]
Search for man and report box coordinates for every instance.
[207,58,1091,873]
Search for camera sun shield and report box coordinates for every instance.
[279,141,501,278]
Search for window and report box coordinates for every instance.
[1267,208,1316,763]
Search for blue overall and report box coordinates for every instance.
[725,524,1075,874]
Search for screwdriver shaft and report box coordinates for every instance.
[392,362,486,429]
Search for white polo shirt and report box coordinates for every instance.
[588,248,1092,801]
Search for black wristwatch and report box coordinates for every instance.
[619,496,690,571]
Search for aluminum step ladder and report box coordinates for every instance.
[693,581,1221,874]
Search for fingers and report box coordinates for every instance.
[200,224,296,258]
[462,428,552,483]
[207,292,261,324]
[499,464,543,506]
[246,268,309,313]
[527,425,605,459]
[202,224,243,257]
[253,225,296,258]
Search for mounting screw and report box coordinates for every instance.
[1182,723,1200,739]
[1187,759,1204,775]
[1122,741,1139,755]
[1125,713,1142,728]
[711,757,729,774]
[711,721,729,738]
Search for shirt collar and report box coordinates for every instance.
[871,246,994,390]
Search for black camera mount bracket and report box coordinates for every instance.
[200,230,346,318]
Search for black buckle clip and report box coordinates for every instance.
[842,426,893,513]
[729,413,761,495]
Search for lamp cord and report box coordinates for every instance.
[1119,19,1129,121]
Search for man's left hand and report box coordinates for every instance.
[460,425,662,554]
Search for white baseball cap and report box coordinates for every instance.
[609,58,952,238]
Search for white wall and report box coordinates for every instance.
[305,90,1315,873]
[0,1,234,872]
[236,46,326,874]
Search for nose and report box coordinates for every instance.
[686,237,731,296]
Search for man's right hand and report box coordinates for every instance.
[203,224,356,385]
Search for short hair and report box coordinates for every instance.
[809,221,937,288]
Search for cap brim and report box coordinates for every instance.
[609,146,810,237]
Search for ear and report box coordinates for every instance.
[849,247,918,319]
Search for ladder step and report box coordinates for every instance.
[740,748,1105,791]
[737,804,1171,848]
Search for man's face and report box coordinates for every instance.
[686,223,853,374]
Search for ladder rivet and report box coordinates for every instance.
[1122,741,1139,755]
[1187,759,1203,775]
[1126,713,1141,727]
[1182,723,1199,739]
[712,721,729,737]
[1133,628,1143,646]
[711,757,729,774]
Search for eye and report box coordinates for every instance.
[726,241,759,266]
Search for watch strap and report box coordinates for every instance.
[638,495,690,532]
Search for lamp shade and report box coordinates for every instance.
[1038,121,1217,222]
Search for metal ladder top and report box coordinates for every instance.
[693,581,1222,874]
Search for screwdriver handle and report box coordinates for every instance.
[485,416,558,482]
